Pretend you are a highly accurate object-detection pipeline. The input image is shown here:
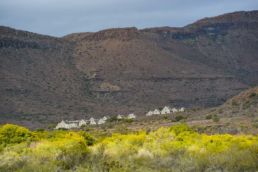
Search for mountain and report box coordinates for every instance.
[0,11,258,128]
[217,86,258,117]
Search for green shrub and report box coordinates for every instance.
[107,116,118,122]
[163,115,168,120]
[174,115,185,121]
[35,128,44,132]
[212,115,220,122]
[78,131,96,146]
[252,122,258,128]
[206,114,213,120]
[249,92,257,98]
[123,118,134,123]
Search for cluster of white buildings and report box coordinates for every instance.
[116,113,136,120]
[55,113,137,130]
[146,106,185,117]
[55,106,185,129]
[55,116,108,129]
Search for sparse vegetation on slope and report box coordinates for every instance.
[209,86,258,118]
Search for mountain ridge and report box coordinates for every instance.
[0,10,258,128]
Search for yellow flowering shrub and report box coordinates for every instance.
[0,124,35,146]
[90,124,258,171]
[0,123,257,171]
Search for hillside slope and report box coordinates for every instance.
[0,11,258,127]
[217,86,258,117]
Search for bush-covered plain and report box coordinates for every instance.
[0,124,257,172]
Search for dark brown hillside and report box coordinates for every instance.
[217,86,258,117]
[0,11,258,128]
[0,26,91,126]
[144,10,258,85]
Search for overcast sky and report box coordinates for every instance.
[0,0,258,37]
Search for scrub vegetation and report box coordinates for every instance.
[0,123,257,172]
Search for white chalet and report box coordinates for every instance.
[153,109,161,115]
[98,118,106,125]
[146,111,154,116]
[161,106,171,114]
[79,119,87,127]
[171,108,178,113]
[117,114,124,119]
[179,107,185,112]
[127,113,136,119]
[67,122,78,128]
[55,120,79,129]
[55,120,68,129]
[89,117,96,125]
[102,116,108,121]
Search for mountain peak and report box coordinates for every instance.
[84,27,139,41]
[186,10,258,28]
